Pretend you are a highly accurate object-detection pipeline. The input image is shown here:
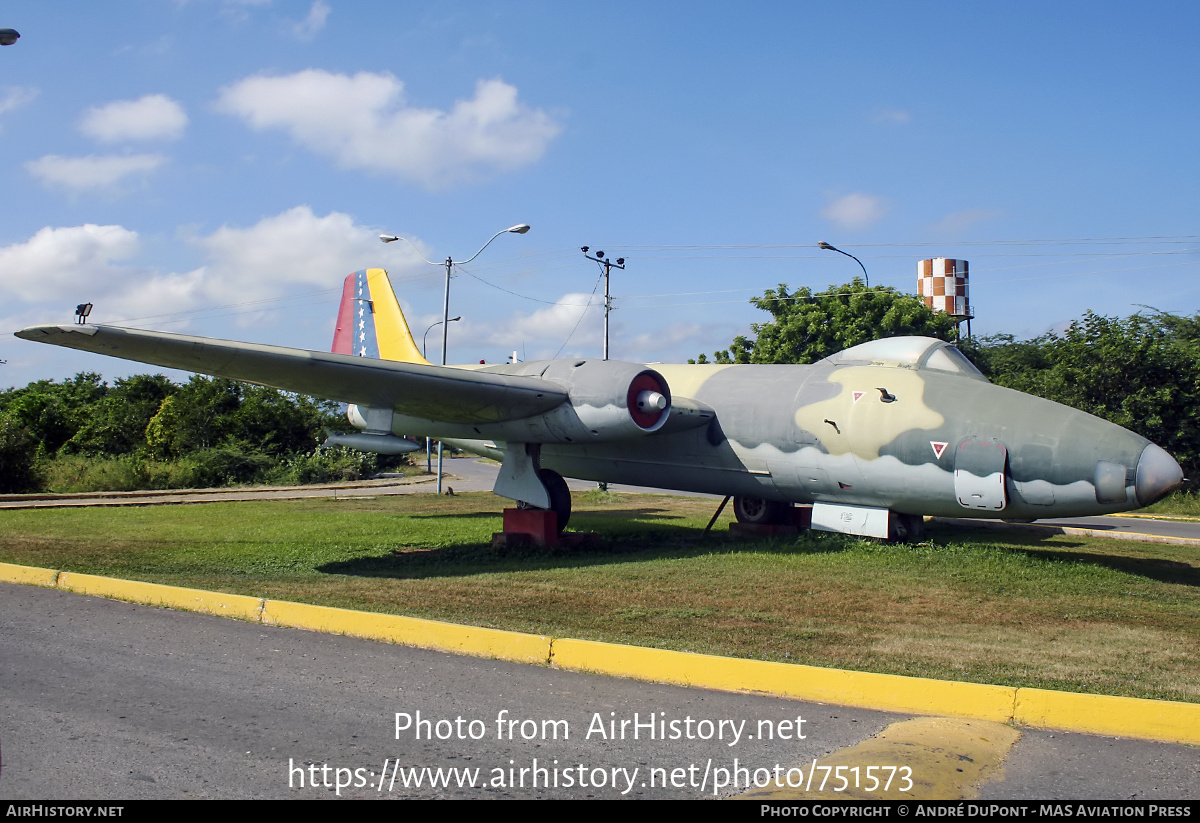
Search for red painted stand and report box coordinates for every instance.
[491,509,603,550]
[493,508,560,548]
[728,505,812,539]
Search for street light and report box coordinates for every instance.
[0,29,20,46]
[381,224,530,492]
[423,316,461,359]
[420,315,460,475]
[818,241,869,288]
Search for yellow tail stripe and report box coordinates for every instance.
[366,268,430,365]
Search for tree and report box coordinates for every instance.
[63,374,176,457]
[231,385,343,456]
[143,376,344,462]
[964,311,1200,482]
[143,376,242,458]
[694,278,961,365]
[0,373,107,456]
[0,413,39,493]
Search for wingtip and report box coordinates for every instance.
[15,324,100,341]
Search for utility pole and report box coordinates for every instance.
[382,224,530,493]
[580,247,624,360]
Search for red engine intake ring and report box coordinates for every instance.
[627,371,670,431]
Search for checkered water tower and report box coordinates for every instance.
[918,258,973,332]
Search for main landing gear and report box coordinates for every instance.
[888,512,924,542]
[731,496,924,542]
[733,496,793,526]
[537,468,571,532]
[517,468,572,533]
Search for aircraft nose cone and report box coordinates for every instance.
[1135,443,1184,506]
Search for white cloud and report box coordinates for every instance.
[123,206,428,326]
[475,293,601,359]
[492,293,598,340]
[871,108,911,125]
[466,302,720,363]
[216,71,562,188]
[929,208,1004,237]
[79,94,188,142]
[102,267,208,324]
[25,154,166,191]
[629,321,709,357]
[0,208,422,330]
[194,205,384,306]
[0,86,38,124]
[0,224,143,302]
[819,192,889,231]
[214,0,272,24]
[291,1,330,40]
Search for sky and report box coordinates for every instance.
[1,1,1198,389]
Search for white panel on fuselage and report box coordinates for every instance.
[811,503,890,539]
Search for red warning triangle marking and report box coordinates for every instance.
[852,391,865,404]
[930,441,948,459]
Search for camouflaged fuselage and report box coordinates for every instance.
[455,337,1176,519]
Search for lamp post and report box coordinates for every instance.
[818,241,869,288]
[421,316,460,473]
[423,316,461,360]
[381,224,530,492]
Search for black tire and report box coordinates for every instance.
[537,468,572,532]
[888,513,924,542]
[733,497,790,526]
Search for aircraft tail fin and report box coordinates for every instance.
[331,268,431,365]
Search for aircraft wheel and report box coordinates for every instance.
[538,469,572,532]
[889,513,924,542]
[733,497,789,526]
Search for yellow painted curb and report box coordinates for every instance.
[261,599,550,665]
[1015,687,1200,746]
[57,572,264,621]
[551,638,1016,721]
[739,717,1022,801]
[0,561,59,587]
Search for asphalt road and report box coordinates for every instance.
[1,583,1197,801]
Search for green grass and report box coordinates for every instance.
[1141,490,1200,519]
[2,491,1198,704]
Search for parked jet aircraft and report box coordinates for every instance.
[17,268,1184,539]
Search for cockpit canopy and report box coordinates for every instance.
[820,336,988,381]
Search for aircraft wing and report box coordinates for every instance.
[15,324,568,425]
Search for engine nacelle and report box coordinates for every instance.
[532,359,672,442]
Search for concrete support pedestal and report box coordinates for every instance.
[491,508,601,550]
[728,505,812,539]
